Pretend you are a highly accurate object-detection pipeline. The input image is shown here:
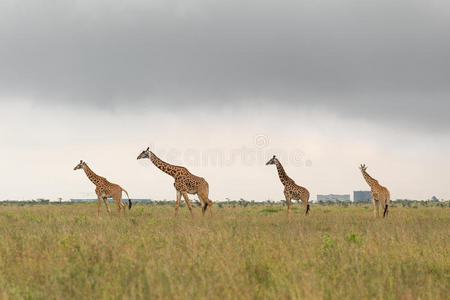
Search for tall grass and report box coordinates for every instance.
[0,204,448,299]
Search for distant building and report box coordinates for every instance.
[317,194,350,202]
[71,199,97,203]
[353,191,371,202]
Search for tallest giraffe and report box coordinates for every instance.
[137,147,213,217]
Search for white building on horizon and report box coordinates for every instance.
[316,194,351,202]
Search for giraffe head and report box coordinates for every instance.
[265,155,277,165]
[74,160,86,170]
[359,164,367,172]
[137,147,150,160]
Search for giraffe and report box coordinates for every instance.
[74,160,132,217]
[137,147,213,217]
[266,155,310,217]
[359,164,390,218]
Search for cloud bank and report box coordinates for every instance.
[0,0,449,130]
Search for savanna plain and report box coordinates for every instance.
[0,202,448,299]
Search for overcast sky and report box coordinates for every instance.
[0,0,449,201]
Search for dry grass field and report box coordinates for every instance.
[0,202,448,299]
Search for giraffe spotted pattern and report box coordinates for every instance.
[360,164,390,218]
[266,155,310,217]
[74,160,131,217]
[137,148,213,217]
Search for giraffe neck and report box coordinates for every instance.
[149,152,178,177]
[83,164,102,186]
[362,170,378,188]
[274,159,292,186]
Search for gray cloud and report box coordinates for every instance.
[1,0,449,130]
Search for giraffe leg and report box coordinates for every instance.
[198,194,207,216]
[199,184,213,217]
[103,198,112,216]
[114,197,120,215]
[372,201,376,218]
[121,201,127,215]
[114,195,123,215]
[370,192,377,218]
[174,190,181,217]
[208,198,213,217]
[182,191,194,218]
[382,193,389,218]
[97,195,102,218]
[301,193,311,216]
[284,191,292,218]
[376,200,380,217]
[373,195,380,218]
[198,190,211,217]
[201,194,213,216]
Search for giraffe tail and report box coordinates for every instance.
[122,188,132,209]
[305,204,310,216]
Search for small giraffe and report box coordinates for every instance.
[74,160,132,217]
[137,147,213,217]
[359,164,390,218]
[266,155,310,216]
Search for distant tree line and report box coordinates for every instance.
[1,198,449,208]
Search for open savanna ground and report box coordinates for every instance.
[0,202,448,299]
